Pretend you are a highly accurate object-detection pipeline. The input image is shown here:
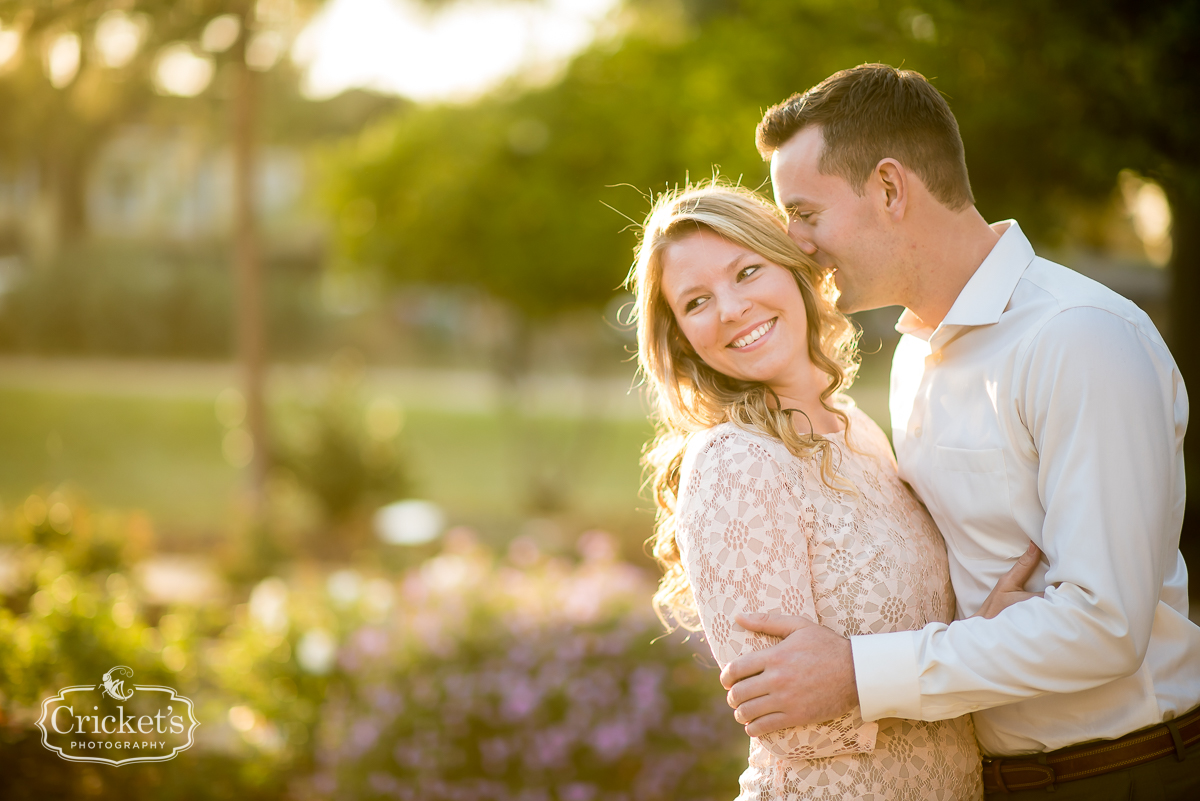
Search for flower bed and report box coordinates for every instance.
[0,499,746,800]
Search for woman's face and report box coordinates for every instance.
[659,228,814,392]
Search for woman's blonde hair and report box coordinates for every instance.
[623,182,860,630]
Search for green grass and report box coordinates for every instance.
[0,384,657,545]
[0,360,891,555]
[0,387,233,530]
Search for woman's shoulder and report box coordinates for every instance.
[681,422,788,476]
[687,421,788,454]
[841,403,894,456]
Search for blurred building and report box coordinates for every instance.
[86,126,308,241]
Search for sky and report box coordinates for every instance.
[291,0,620,102]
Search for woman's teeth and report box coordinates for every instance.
[731,318,775,349]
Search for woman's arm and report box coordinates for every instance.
[675,427,878,760]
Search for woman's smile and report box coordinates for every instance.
[728,317,777,349]
[660,229,812,394]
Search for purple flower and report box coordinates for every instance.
[350,719,380,756]
[526,726,572,771]
[369,685,405,719]
[500,677,539,721]
[633,752,693,799]
[588,719,634,761]
[368,771,400,796]
[354,626,390,658]
[478,737,510,775]
[558,782,597,801]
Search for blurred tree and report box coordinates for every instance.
[0,0,322,515]
[326,0,1199,507]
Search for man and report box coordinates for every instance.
[722,63,1200,799]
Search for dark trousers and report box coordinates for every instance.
[984,734,1200,801]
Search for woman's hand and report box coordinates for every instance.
[973,541,1045,619]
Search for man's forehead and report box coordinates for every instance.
[770,128,826,199]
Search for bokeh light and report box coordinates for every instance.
[153,42,214,96]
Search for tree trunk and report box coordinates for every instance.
[55,146,91,244]
[1165,175,1200,550]
[233,12,269,515]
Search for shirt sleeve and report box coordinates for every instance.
[853,306,1187,722]
[676,427,879,758]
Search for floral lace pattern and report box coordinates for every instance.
[675,405,983,800]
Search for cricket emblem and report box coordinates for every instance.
[98,666,135,701]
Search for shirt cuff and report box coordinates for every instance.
[850,631,922,721]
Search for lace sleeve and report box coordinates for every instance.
[675,426,878,761]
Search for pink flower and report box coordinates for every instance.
[500,677,539,721]
[558,782,598,801]
[589,719,634,761]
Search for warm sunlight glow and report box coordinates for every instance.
[154,42,215,97]
[95,10,149,69]
[1119,170,1173,267]
[246,30,285,71]
[201,14,241,53]
[46,32,81,89]
[0,24,20,71]
[292,0,618,102]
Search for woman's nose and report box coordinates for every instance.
[717,292,752,322]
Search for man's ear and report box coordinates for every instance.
[875,158,907,220]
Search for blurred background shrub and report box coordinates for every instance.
[0,497,745,799]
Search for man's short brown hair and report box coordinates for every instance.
[757,64,974,210]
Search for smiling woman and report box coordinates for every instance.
[627,184,984,800]
[658,229,841,434]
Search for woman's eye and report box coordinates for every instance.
[737,265,761,280]
[684,296,706,312]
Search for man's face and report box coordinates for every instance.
[770,125,899,313]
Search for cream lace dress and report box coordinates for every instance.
[675,404,983,800]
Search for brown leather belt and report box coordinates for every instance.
[982,704,1200,795]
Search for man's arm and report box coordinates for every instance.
[725,307,1184,729]
[724,542,1045,733]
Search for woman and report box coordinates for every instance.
[627,183,984,799]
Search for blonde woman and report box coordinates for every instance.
[628,184,995,799]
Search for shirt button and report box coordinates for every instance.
[914,425,923,438]
[933,352,944,364]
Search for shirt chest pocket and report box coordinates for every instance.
[930,446,1013,559]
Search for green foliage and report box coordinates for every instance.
[270,369,412,525]
[323,0,1198,309]
[0,496,746,799]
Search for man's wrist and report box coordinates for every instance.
[849,630,922,721]
[840,635,861,713]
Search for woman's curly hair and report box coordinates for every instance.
[623,182,860,631]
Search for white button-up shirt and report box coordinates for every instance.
[849,220,1200,757]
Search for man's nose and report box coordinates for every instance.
[788,223,819,256]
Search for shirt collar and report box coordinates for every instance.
[895,220,1035,342]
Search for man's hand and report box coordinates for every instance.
[720,614,858,737]
[972,541,1045,620]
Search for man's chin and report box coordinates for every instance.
[831,280,859,313]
